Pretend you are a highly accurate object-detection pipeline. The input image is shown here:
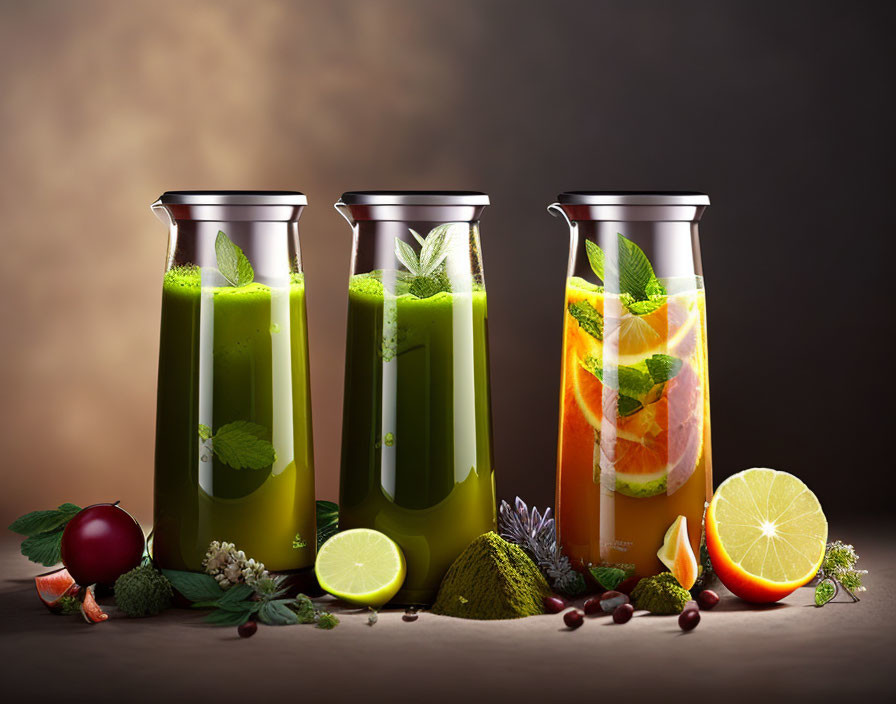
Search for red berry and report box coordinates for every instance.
[543,596,566,614]
[678,608,700,631]
[563,610,584,629]
[697,589,720,610]
[60,503,145,586]
[613,603,634,624]
[238,621,257,638]
[583,597,602,615]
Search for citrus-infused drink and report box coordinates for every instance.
[151,191,316,574]
[549,192,712,580]
[335,191,497,605]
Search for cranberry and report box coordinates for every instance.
[679,608,700,631]
[697,589,720,610]
[563,610,584,629]
[238,620,257,638]
[583,597,602,615]
[613,603,634,624]
[543,595,566,614]
[60,503,145,586]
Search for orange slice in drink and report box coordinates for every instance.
[706,468,827,603]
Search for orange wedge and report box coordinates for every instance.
[657,515,698,590]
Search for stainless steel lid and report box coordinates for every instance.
[157,191,307,206]
[339,191,489,206]
[558,191,709,206]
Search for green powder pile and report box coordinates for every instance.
[431,532,550,620]
[631,572,691,614]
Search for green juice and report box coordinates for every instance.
[153,267,315,572]
[340,273,497,605]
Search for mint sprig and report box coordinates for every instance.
[585,234,667,315]
[8,503,82,566]
[215,230,255,287]
[581,353,683,417]
[394,224,456,298]
[568,300,603,340]
[198,421,276,470]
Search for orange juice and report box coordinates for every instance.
[556,274,712,578]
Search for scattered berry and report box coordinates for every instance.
[583,597,602,615]
[543,595,566,614]
[238,620,257,638]
[563,610,584,629]
[402,610,419,622]
[678,608,700,631]
[599,590,629,612]
[613,603,634,624]
[697,589,720,610]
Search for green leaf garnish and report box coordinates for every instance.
[645,354,684,384]
[9,503,81,537]
[199,420,276,470]
[584,234,667,315]
[258,599,300,626]
[581,353,683,416]
[162,570,226,602]
[9,503,82,566]
[215,230,255,287]
[394,238,421,276]
[394,224,457,298]
[815,578,837,606]
[589,566,627,591]
[568,300,603,340]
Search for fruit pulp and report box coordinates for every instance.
[556,276,712,579]
[153,267,315,572]
[339,273,496,605]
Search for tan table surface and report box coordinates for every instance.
[1,522,893,703]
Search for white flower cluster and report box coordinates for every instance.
[202,540,269,590]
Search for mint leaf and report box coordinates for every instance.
[218,583,255,605]
[568,300,603,340]
[215,231,254,287]
[614,234,655,301]
[21,528,66,566]
[645,354,684,384]
[589,566,627,591]
[162,570,225,602]
[204,607,253,626]
[624,296,665,316]
[316,500,339,549]
[409,228,426,246]
[259,599,299,625]
[617,395,643,417]
[9,503,80,536]
[210,421,276,470]
[394,238,420,276]
[418,224,454,275]
[198,424,212,441]
[585,240,605,280]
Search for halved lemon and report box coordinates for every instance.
[706,468,827,603]
[314,528,406,607]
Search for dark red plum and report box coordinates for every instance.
[61,503,145,586]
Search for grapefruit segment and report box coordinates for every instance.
[35,567,80,613]
[657,516,698,590]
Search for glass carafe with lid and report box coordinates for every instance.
[549,192,712,580]
[335,191,497,605]
[151,191,315,574]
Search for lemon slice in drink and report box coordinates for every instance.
[315,529,406,607]
[706,468,827,603]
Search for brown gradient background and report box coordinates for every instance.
[0,0,893,529]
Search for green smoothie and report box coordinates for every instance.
[153,266,315,572]
[339,272,497,604]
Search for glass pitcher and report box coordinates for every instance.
[335,191,497,605]
[548,192,712,580]
[151,191,316,575]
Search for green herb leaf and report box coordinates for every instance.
[568,300,603,340]
[198,424,212,441]
[585,240,605,281]
[316,500,339,549]
[210,421,276,470]
[217,583,255,605]
[589,566,628,591]
[409,228,426,246]
[617,395,644,417]
[624,296,665,316]
[9,503,81,537]
[162,570,225,602]
[418,224,454,275]
[645,354,684,384]
[204,608,252,626]
[394,238,421,276]
[21,528,66,566]
[815,578,837,606]
[258,599,299,625]
[215,231,255,287]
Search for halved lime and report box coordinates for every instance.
[315,529,406,607]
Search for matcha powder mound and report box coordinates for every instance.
[431,532,550,619]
